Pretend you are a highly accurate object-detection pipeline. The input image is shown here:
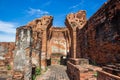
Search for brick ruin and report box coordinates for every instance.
[0,0,120,80]
[0,42,15,79]
[65,0,120,80]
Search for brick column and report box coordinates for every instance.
[73,29,77,58]
[41,30,47,70]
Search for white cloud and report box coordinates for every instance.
[43,1,51,6]
[27,8,49,17]
[0,20,18,42]
[69,0,84,9]
[0,34,15,42]
[70,3,80,9]
[0,21,16,34]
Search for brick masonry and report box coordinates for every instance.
[0,42,15,79]
[76,0,120,65]
[0,42,15,65]
[0,0,120,79]
[65,10,87,58]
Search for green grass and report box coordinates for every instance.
[32,75,36,80]
[35,67,41,75]
[32,67,41,80]
[7,65,11,70]
[94,72,98,77]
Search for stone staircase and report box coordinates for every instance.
[102,64,120,77]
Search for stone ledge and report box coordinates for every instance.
[97,70,120,80]
[69,58,89,65]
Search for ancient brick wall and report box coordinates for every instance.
[47,27,70,65]
[49,27,68,55]
[0,42,15,79]
[67,61,80,80]
[0,42,15,65]
[0,42,14,77]
[13,16,53,80]
[77,0,120,64]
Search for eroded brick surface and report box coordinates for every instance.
[76,0,120,64]
[67,60,102,80]
[0,0,119,80]
[13,16,53,80]
[65,10,87,58]
[47,27,70,65]
[0,42,15,79]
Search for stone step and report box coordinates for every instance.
[0,78,6,80]
[103,66,120,76]
[0,60,6,66]
[115,64,120,67]
[12,71,24,80]
[0,66,7,70]
[0,71,8,77]
[0,65,8,78]
[106,64,120,70]
[106,65,116,68]
[0,75,12,80]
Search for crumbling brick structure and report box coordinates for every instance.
[76,0,120,65]
[13,16,70,79]
[13,16,53,79]
[0,42,15,79]
[65,0,120,80]
[0,0,120,80]
[47,27,70,65]
[65,10,87,58]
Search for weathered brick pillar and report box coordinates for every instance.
[31,31,42,67]
[65,10,87,59]
[14,27,32,80]
[47,40,51,59]
[73,29,77,58]
[41,30,47,70]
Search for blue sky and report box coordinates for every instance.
[0,0,107,42]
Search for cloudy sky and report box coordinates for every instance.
[0,0,106,42]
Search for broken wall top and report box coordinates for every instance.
[50,27,68,31]
[65,10,87,30]
[17,16,53,31]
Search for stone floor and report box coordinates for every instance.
[36,65,69,80]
